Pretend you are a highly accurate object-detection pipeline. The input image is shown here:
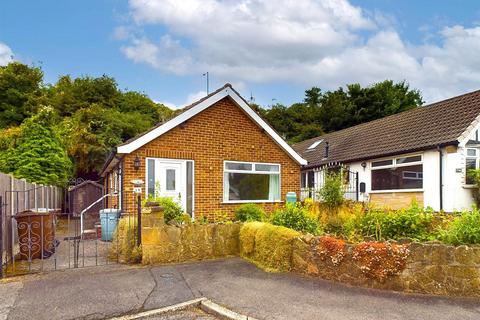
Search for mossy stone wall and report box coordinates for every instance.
[141,215,241,264]
[239,223,480,297]
[292,237,480,297]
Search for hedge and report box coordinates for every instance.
[239,222,300,272]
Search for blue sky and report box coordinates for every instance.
[1,1,480,108]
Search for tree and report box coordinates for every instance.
[304,87,321,106]
[46,75,120,117]
[0,106,72,185]
[259,80,423,143]
[63,104,155,177]
[0,62,44,128]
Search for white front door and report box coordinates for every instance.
[156,160,185,209]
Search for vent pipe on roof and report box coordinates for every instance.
[324,142,329,158]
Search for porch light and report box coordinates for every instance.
[133,157,141,171]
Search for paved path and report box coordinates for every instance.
[1,258,479,320]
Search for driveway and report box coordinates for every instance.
[1,258,479,320]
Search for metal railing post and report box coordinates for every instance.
[137,194,142,247]
[355,172,359,202]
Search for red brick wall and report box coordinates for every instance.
[117,97,301,219]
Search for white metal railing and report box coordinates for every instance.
[300,187,358,202]
[79,191,118,236]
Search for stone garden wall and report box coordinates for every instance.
[141,209,241,264]
[240,223,480,297]
[292,236,480,296]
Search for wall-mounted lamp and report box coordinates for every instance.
[361,162,367,171]
[133,157,141,171]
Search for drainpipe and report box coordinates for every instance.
[438,145,443,211]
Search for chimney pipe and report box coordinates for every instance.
[324,141,329,158]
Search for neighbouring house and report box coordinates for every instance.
[293,89,480,212]
[100,84,306,219]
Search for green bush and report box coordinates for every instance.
[440,209,480,245]
[319,172,344,211]
[143,196,184,223]
[234,204,265,222]
[270,203,321,235]
[240,222,300,272]
[359,203,435,241]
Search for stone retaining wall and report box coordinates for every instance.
[292,236,480,297]
[141,211,241,264]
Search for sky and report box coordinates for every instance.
[1,0,480,109]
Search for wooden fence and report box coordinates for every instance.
[0,172,63,272]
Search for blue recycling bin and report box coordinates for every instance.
[286,192,297,204]
[99,209,121,241]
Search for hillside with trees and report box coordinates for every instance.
[257,81,423,143]
[0,62,176,184]
[0,62,423,185]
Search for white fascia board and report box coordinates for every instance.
[117,89,229,154]
[117,86,307,165]
[458,112,480,147]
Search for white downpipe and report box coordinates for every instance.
[80,192,118,236]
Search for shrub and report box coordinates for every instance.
[323,202,366,241]
[319,172,344,211]
[359,203,435,241]
[270,203,321,235]
[440,209,480,245]
[143,196,184,224]
[234,204,265,222]
[240,222,300,272]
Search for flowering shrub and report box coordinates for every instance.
[352,242,409,281]
[316,236,346,266]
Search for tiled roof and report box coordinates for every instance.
[293,89,480,168]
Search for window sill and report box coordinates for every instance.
[222,200,284,204]
[369,189,424,194]
[462,185,477,189]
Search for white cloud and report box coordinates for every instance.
[157,90,208,110]
[186,90,207,105]
[0,42,13,66]
[120,0,480,103]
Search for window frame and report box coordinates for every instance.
[370,154,424,192]
[223,160,282,203]
[465,148,480,186]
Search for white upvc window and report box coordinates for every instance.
[465,148,480,185]
[371,155,423,191]
[223,161,281,203]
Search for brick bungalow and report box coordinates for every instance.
[293,89,480,212]
[100,84,306,219]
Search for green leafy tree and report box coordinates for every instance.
[0,106,72,185]
[259,80,422,143]
[0,62,44,128]
[46,75,120,116]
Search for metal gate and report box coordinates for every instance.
[0,183,129,278]
[300,166,359,202]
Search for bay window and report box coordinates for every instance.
[224,161,280,202]
[371,155,423,191]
